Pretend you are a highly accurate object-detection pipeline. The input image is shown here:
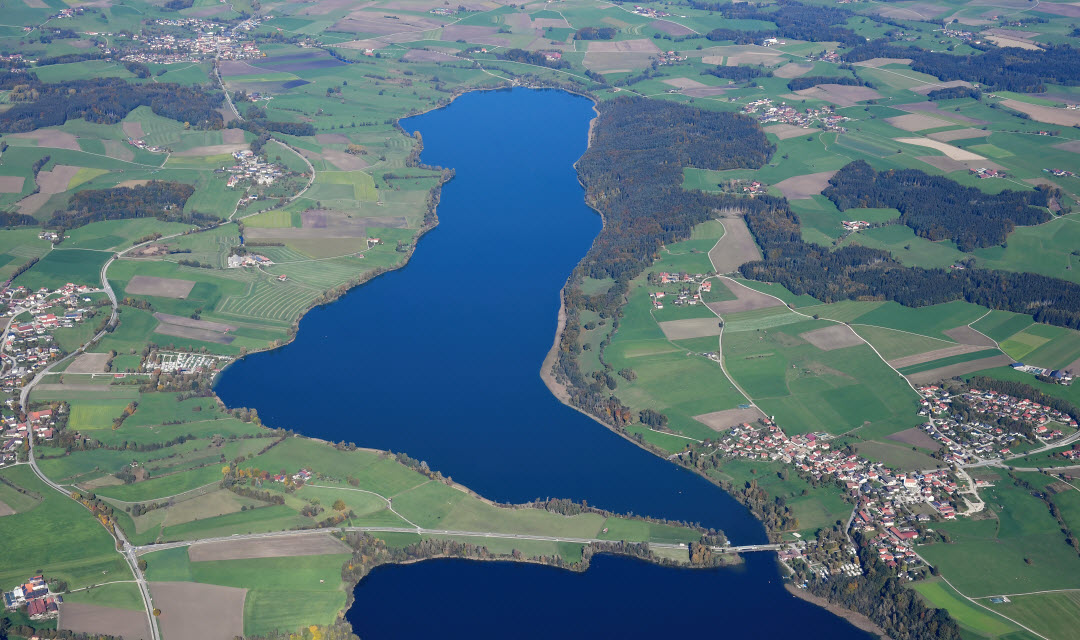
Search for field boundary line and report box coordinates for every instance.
[306,483,421,529]
[850,322,957,346]
[938,575,1051,640]
[716,276,921,399]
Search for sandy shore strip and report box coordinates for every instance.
[785,584,894,639]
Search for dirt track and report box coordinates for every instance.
[189,532,350,562]
[59,602,151,640]
[0,176,25,193]
[1002,100,1080,127]
[773,171,837,200]
[944,325,997,347]
[764,123,810,140]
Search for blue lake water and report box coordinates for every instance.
[216,88,871,639]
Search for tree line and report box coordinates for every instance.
[494,48,571,70]
[968,376,1080,419]
[555,96,772,427]
[703,64,767,81]
[49,181,196,230]
[823,160,1053,251]
[738,194,1080,330]
[0,78,224,133]
[802,529,962,640]
[696,0,864,46]
[786,75,864,91]
[843,40,1080,93]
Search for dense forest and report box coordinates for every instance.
[844,40,1080,92]
[236,118,317,137]
[823,161,1052,250]
[575,97,773,281]
[0,212,36,226]
[787,75,863,91]
[738,196,1080,329]
[495,48,571,69]
[49,181,196,230]
[696,0,863,46]
[558,96,773,423]
[574,26,617,40]
[703,64,766,81]
[926,86,981,101]
[0,78,224,132]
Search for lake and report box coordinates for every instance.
[216,88,871,639]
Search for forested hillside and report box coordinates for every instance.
[694,0,862,45]
[739,198,1080,329]
[0,78,224,132]
[575,97,773,281]
[823,161,1053,250]
[50,181,199,229]
[843,41,1080,92]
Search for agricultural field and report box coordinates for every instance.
[0,466,131,591]
[910,579,1024,640]
[918,472,1080,598]
[6,0,1080,637]
[721,312,921,440]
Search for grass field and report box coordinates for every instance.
[69,399,130,431]
[144,549,350,637]
[0,465,131,591]
[911,579,1020,639]
[604,286,746,439]
[918,474,1080,597]
[13,249,110,290]
[63,581,145,611]
[854,324,955,361]
[985,590,1080,640]
[722,314,921,438]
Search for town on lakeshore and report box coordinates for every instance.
[2,0,1080,638]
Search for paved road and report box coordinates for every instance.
[131,526,785,555]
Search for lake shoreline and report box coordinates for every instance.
[785,584,892,639]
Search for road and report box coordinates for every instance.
[130,526,785,556]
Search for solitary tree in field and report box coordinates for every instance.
[333,499,347,511]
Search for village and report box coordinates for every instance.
[2,576,62,621]
[116,17,264,65]
[918,384,1076,464]
[701,381,1080,581]
[0,283,98,392]
[649,271,711,310]
[741,99,849,132]
[224,149,285,190]
[0,283,97,464]
[712,419,942,578]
